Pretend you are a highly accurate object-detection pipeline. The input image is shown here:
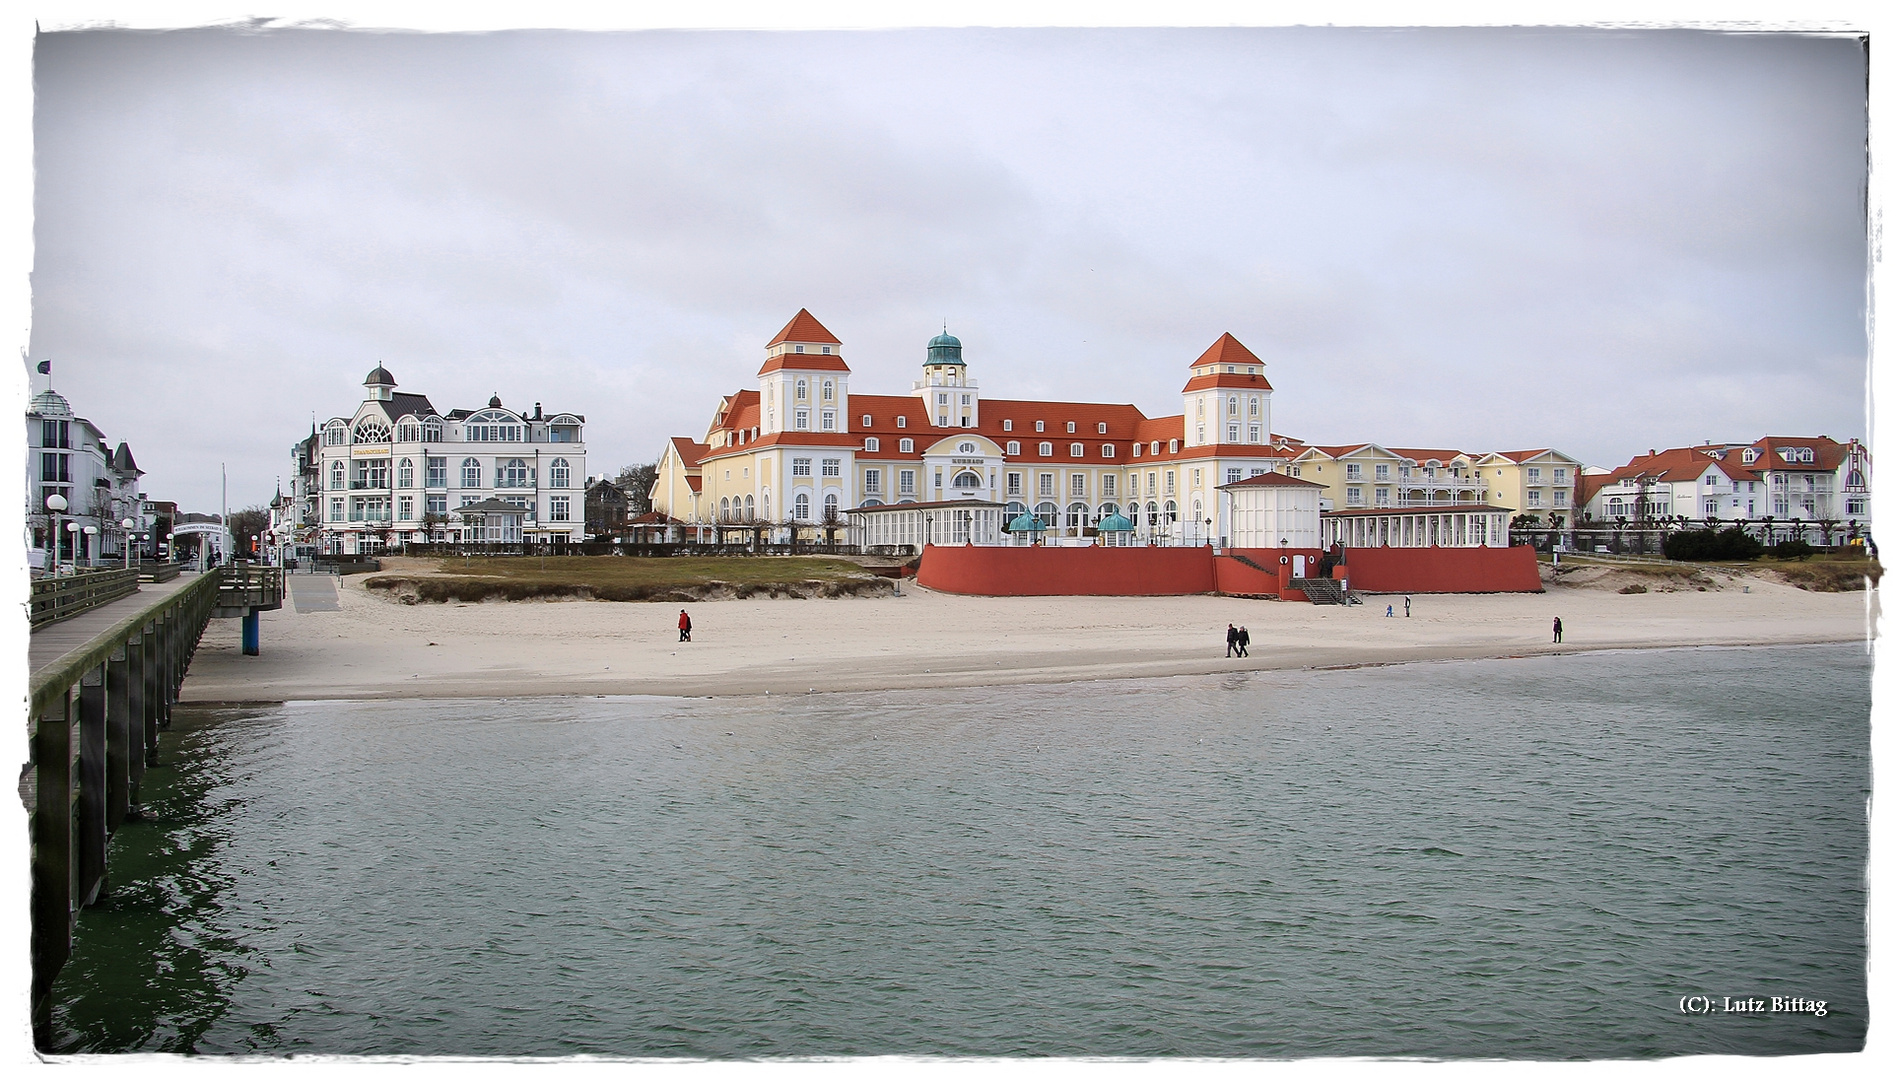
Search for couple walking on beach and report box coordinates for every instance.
[1226,623,1250,658]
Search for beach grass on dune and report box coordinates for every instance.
[362,555,887,602]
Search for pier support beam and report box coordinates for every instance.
[32,691,76,1049]
[106,645,133,831]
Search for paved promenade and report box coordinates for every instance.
[27,573,203,679]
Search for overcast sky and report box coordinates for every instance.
[20,22,1873,513]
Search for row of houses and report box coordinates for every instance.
[644,310,1872,553]
[25,384,178,570]
[270,308,1872,557]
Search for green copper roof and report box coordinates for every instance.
[1007,512,1045,532]
[926,330,965,366]
[1096,512,1135,532]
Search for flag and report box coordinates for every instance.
[36,360,49,374]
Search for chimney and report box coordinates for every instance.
[534,402,543,420]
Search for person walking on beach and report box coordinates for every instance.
[678,609,692,642]
[1552,616,1563,644]
[1226,623,1239,657]
[1404,596,1411,618]
[1385,604,1394,618]
[1237,626,1251,657]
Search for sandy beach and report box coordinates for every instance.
[175,561,1877,703]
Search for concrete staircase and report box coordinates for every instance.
[1292,577,1357,606]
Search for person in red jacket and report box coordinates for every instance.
[678,609,692,642]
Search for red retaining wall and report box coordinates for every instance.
[915,543,1541,596]
[1332,544,1542,594]
[1211,555,1283,597]
[916,544,1216,596]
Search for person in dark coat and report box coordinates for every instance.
[1226,623,1239,657]
[1552,616,1563,644]
[1237,626,1251,657]
[679,609,692,642]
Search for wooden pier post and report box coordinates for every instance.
[76,670,109,908]
[106,645,133,831]
[32,690,77,1047]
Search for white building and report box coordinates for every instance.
[26,386,150,568]
[653,310,1302,547]
[1585,436,1871,544]
[309,366,587,553]
[1218,471,1324,549]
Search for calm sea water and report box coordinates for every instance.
[48,645,1869,1059]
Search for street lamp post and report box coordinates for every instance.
[66,521,82,570]
[122,517,137,569]
[44,493,67,573]
[84,525,99,567]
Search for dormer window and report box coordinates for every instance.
[1168,439,1179,453]
[864,437,880,452]
[1035,421,1045,433]
[795,344,805,354]
[1066,421,1076,433]
[1003,420,1013,431]
[1097,422,1108,434]
[1151,441,1161,454]
[822,346,831,355]
[862,414,872,427]
[896,416,907,428]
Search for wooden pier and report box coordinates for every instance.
[24,564,283,1046]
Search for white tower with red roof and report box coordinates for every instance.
[1181,333,1273,450]
[757,308,850,437]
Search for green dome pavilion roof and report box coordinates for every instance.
[1096,513,1135,532]
[1007,512,1045,532]
[926,330,965,366]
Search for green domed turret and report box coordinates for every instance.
[926,331,964,366]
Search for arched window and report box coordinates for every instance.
[1067,502,1089,529]
[498,458,531,488]
[824,493,839,519]
[461,458,482,488]
[396,419,421,443]
[329,460,345,490]
[822,380,834,402]
[324,420,348,446]
[952,470,982,489]
[1039,442,1053,456]
[861,498,884,508]
[721,497,731,520]
[550,458,571,488]
[795,493,811,521]
[463,410,523,443]
[1227,396,1239,416]
[1034,501,1059,527]
[397,458,414,488]
[1069,443,1084,457]
[745,495,755,521]
[422,417,443,442]
[1099,502,1119,519]
[1165,500,1178,524]
[795,379,807,401]
[1006,441,1020,455]
[353,419,391,444]
[1147,500,1160,526]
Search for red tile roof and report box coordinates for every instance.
[1181,371,1274,392]
[758,353,851,375]
[766,308,841,346]
[668,436,709,468]
[1190,332,1263,369]
[1219,472,1325,489]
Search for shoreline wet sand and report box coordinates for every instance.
[177,565,1875,704]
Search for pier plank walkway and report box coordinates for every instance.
[27,573,202,680]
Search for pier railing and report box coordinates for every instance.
[29,567,140,627]
[26,569,222,1046]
